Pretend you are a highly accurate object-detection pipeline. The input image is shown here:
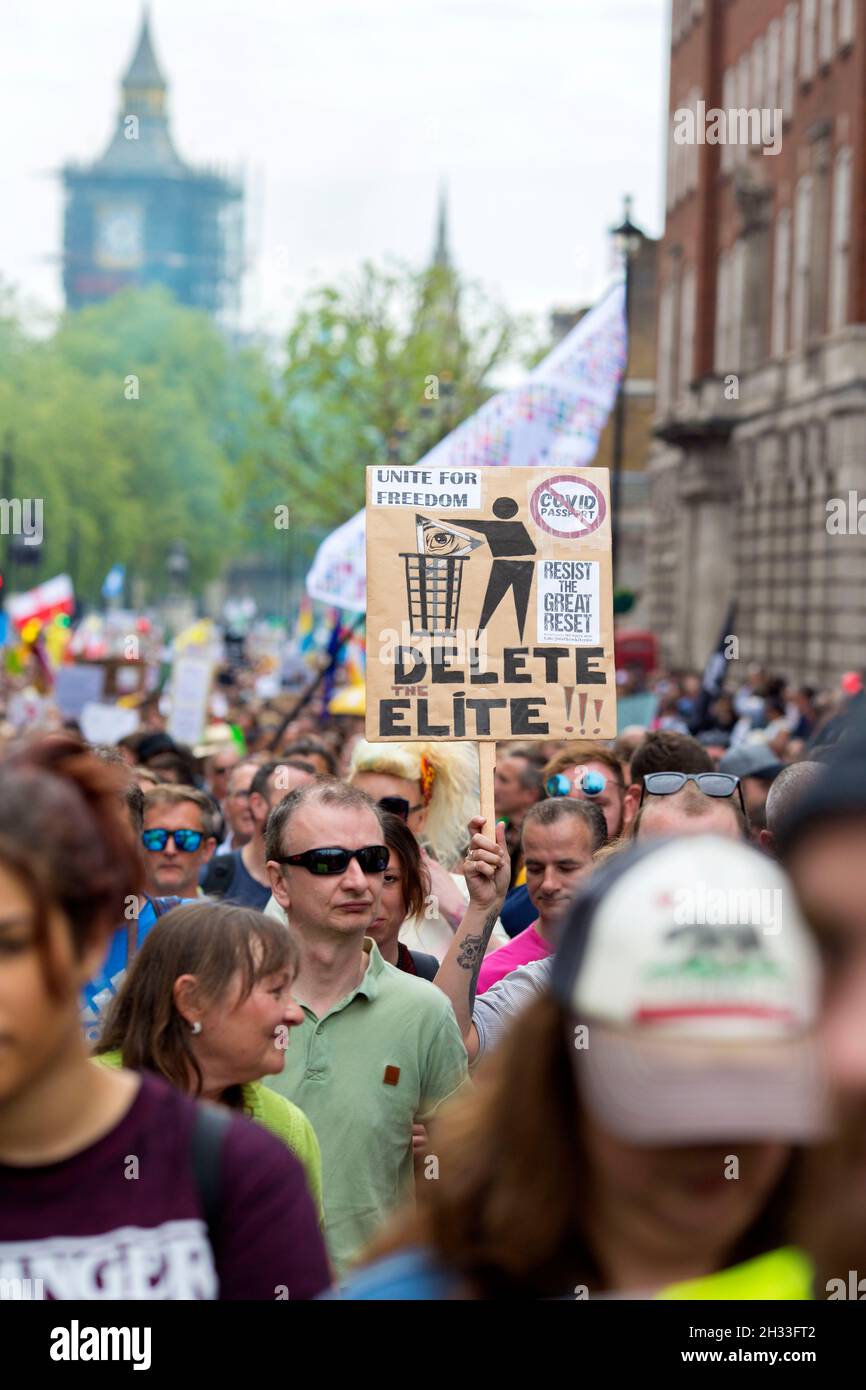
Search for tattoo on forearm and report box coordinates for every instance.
[457,909,499,1013]
[456,935,484,970]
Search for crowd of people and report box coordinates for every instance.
[1,653,866,1302]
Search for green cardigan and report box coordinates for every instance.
[94,1051,323,1219]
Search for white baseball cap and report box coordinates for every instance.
[552,836,830,1144]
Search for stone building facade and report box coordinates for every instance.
[649,0,866,683]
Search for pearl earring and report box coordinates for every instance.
[190,1021,202,1036]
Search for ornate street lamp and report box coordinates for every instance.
[608,195,644,582]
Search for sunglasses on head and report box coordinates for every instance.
[274,845,390,876]
[640,771,745,815]
[377,796,423,822]
[142,828,205,853]
[546,769,607,799]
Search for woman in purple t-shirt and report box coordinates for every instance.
[0,737,331,1300]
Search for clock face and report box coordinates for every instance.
[95,204,144,269]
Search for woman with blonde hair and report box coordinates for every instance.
[348,740,478,869]
[348,739,507,959]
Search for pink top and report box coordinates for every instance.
[476,922,551,995]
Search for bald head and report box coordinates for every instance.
[765,762,823,836]
[634,784,744,841]
[761,760,823,856]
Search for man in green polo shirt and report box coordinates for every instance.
[263,779,468,1278]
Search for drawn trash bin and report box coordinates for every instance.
[399,515,485,636]
[400,551,467,636]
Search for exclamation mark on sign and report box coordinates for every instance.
[578,693,588,734]
[592,699,604,734]
[563,687,575,732]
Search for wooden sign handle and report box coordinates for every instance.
[479,741,496,833]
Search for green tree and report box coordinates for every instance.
[0,265,535,608]
[0,285,281,602]
[258,260,536,534]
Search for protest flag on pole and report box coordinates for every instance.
[690,601,737,734]
[7,574,75,631]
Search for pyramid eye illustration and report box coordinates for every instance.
[425,527,461,555]
[415,514,484,557]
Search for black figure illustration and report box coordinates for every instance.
[452,497,537,642]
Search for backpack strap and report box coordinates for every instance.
[190,1102,232,1238]
[153,896,184,918]
[128,897,182,968]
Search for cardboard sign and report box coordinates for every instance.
[167,655,213,748]
[365,465,615,742]
[79,702,140,746]
[54,664,106,718]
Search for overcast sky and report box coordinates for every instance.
[2,0,669,336]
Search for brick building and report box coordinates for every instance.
[649,0,865,683]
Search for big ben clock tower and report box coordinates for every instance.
[61,6,243,319]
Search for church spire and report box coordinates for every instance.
[432,184,451,270]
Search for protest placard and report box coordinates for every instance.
[365,464,615,817]
[54,664,106,719]
[79,702,140,746]
[165,620,217,748]
[167,654,213,748]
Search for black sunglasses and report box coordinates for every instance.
[377,796,423,822]
[274,845,390,876]
[640,771,745,815]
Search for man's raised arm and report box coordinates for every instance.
[433,816,510,1065]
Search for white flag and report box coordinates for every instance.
[305,508,367,610]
